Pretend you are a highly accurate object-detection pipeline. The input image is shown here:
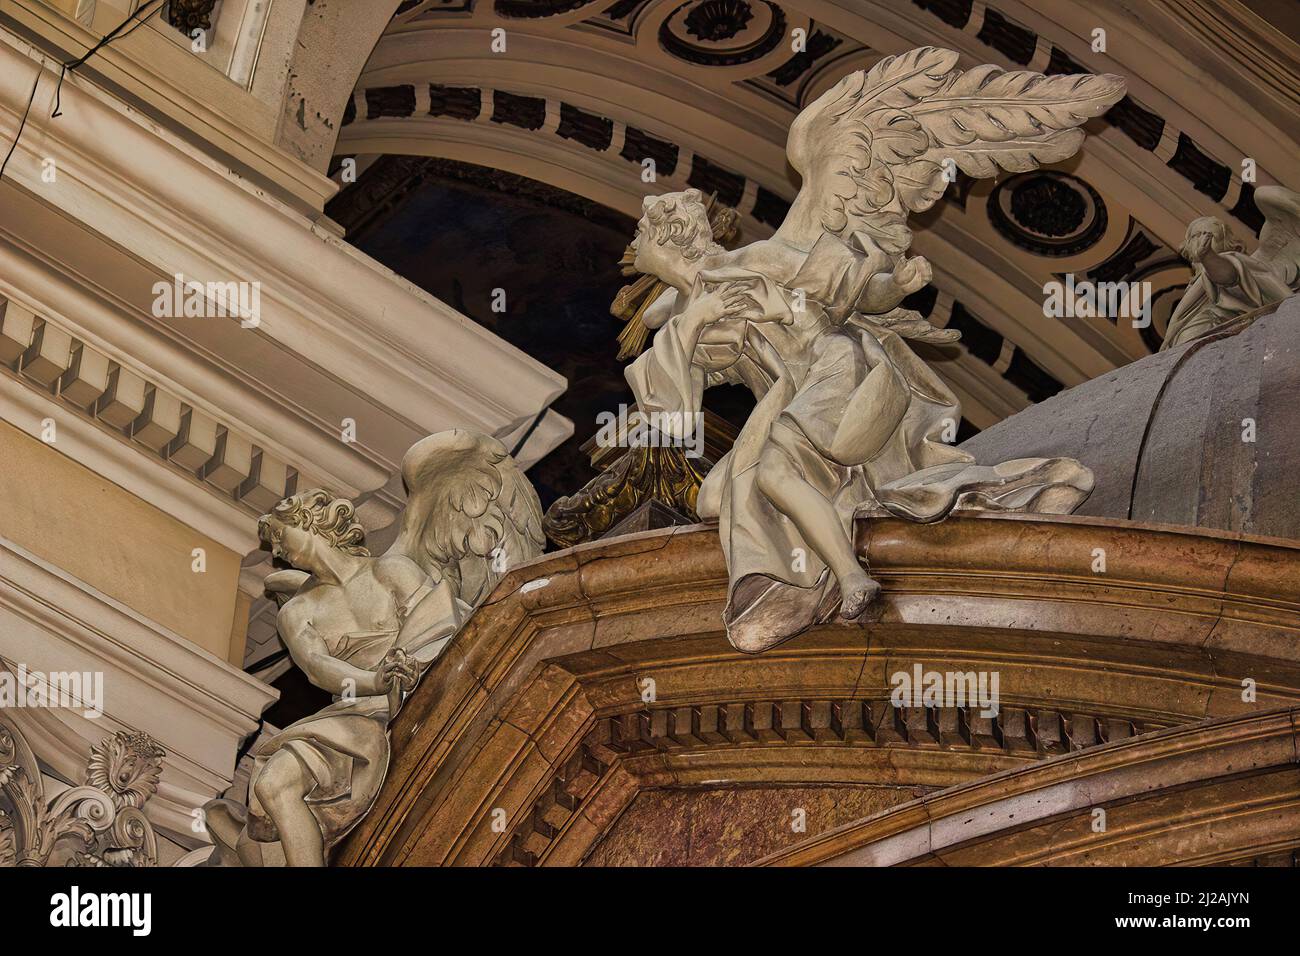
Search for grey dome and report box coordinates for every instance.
[961,296,1300,542]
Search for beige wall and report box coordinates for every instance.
[0,419,243,664]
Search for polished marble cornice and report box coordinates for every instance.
[336,515,1300,866]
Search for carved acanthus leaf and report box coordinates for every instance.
[0,716,164,867]
[543,443,707,549]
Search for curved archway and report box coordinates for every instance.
[318,0,1300,431]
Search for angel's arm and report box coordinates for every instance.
[279,600,385,698]
[859,256,933,315]
[375,555,464,649]
[642,289,677,330]
[627,279,760,416]
[1201,252,1239,288]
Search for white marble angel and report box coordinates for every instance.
[625,48,1121,653]
[203,429,543,866]
[1162,186,1300,349]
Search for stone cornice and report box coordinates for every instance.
[759,706,1300,866]
[335,515,1300,866]
[0,372,258,552]
[0,28,571,490]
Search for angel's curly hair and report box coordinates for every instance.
[642,189,722,262]
[258,489,370,556]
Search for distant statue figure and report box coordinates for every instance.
[619,48,1120,653]
[203,430,544,866]
[1162,186,1300,349]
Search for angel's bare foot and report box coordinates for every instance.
[839,571,881,620]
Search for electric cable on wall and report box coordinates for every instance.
[0,0,166,180]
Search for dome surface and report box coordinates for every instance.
[961,296,1300,541]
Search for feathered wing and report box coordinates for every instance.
[385,430,545,608]
[1254,186,1300,287]
[776,47,1127,258]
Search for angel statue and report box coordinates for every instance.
[622,48,1122,653]
[1161,186,1300,350]
[202,429,544,866]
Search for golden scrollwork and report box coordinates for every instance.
[542,442,708,549]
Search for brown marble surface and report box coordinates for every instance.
[584,784,926,866]
[335,515,1300,866]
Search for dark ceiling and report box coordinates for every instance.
[327,155,755,507]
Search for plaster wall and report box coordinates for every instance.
[0,418,243,663]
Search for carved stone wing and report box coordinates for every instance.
[775,47,1126,257]
[385,429,545,607]
[1254,185,1300,286]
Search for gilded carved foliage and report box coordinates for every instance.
[543,442,707,548]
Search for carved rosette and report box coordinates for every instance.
[659,0,787,67]
[988,171,1108,257]
[0,716,165,867]
[167,0,218,33]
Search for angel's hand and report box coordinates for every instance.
[860,255,932,313]
[688,281,763,326]
[375,649,420,695]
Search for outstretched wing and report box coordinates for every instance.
[385,430,545,607]
[1254,186,1300,287]
[776,47,1126,256]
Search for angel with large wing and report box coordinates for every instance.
[1162,186,1300,349]
[623,48,1123,653]
[203,429,543,866]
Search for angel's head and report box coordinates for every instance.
[1180,217,1242,264]
[258,489,369,570]
[633,190,721,287]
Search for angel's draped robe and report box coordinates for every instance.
[627,233,1093,652]
[208,578,465,864]
[1163,252,1298,349]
